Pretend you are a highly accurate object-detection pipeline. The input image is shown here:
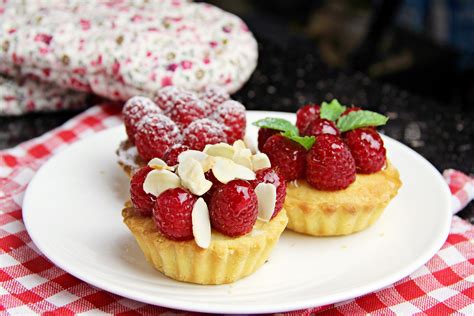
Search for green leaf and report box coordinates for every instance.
[336,110,389,132]
[320,99,347,121]
[252,117,298,134]
[281,130,315,150]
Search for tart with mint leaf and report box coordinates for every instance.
[253,99,401,236]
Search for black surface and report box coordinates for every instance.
[0,24,472,223]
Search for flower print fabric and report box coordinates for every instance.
[0,0,258,101]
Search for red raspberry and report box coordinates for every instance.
[252,168,286,218]
[296,104,320,134]
[135,113,181,160]
[343,128,386,174]
[209,180,258,237]
[257,128,279,151]
[167,98,208,128]
[203,171,223,204]
[155,86,197,112]
[153,188,197,241]
[122,96,161,144]
[130,166,155,216]
[303,118,340,137]
[306,135,356,190]
[183,118,227,151]
[201,85,230,115]
[163,144,190,166]
[262,134,306,181]
[211,100,246,143]
[341,106,361,116]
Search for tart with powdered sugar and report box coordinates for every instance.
[117,85,246,177]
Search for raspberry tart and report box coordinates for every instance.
[122,141,288,284]
[117,86,246,177]
[254,99,401,236]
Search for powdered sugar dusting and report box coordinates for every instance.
[361,132,381,150]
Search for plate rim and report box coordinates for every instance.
[22,110,453,314]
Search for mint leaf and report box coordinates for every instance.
[336,110,389,132]
[252,117,298,134]
[320,99,347,121]
[281,130,315,150]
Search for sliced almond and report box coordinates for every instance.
[178,158,212,196]
[255,183,277,222]
[232,139,247,152]
[233,148,253,169]
[233,163,256,181]
[251,153,271,171]
[204,143,235,159]
[212,157,236,184]
[192,198,211,249]
[143,169,181,197]
[148,158,175,171]
[177,150,208,164]
[244,134,257,154]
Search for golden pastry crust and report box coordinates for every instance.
[116,139,145,177]
[284,161,401,236]
[122,204,288,285]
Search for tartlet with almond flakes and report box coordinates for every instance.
[117,85,246,177]
[254,99,401,236]
[122,141,288,285]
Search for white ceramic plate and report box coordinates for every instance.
[23,111,452,314]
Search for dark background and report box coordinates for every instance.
[1,0,473,221]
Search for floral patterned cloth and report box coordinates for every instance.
[0,0,258,102]
[0,75,89,115]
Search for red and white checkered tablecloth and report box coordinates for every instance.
[0,104,473,315]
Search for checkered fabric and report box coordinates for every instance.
[0,104,473,315]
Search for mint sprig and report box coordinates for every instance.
[252,117,299,134]
[336,110,389,132]
[281,130,315,150]
[320,99,346,121]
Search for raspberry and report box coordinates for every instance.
[203,171,223,204]
[163,144,190,166]
[209,180,258,237]
[183,118,227,151]
[252,168,286,218]
[153,188,196,241]
[155,86,197,112]
[306,135,356,190]
[122,96,161,144]
[296,104,320,134]
[262,134,306,181]
[130,166,155,216]
[343,128,386,174]
[303,118,340,137]
[201,85,230,115]
[211,100,246,143]
[257,128,279,151]
[341,106,361,116]
[135,113,181,160]
[167,98,208,128]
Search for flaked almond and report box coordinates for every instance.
[233,148,253,169]
[177,150,208,164]
[233,139,247,152]
[204,143,235,159]
[143,169,181,197]
[251,153,271,171]
[192,198,211,249]
[212,157,236,184]
[255,183,277,222]
[244,134,257,154]
[148,158,175,171]
[212,157,256,184]
[178,158,212,196]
